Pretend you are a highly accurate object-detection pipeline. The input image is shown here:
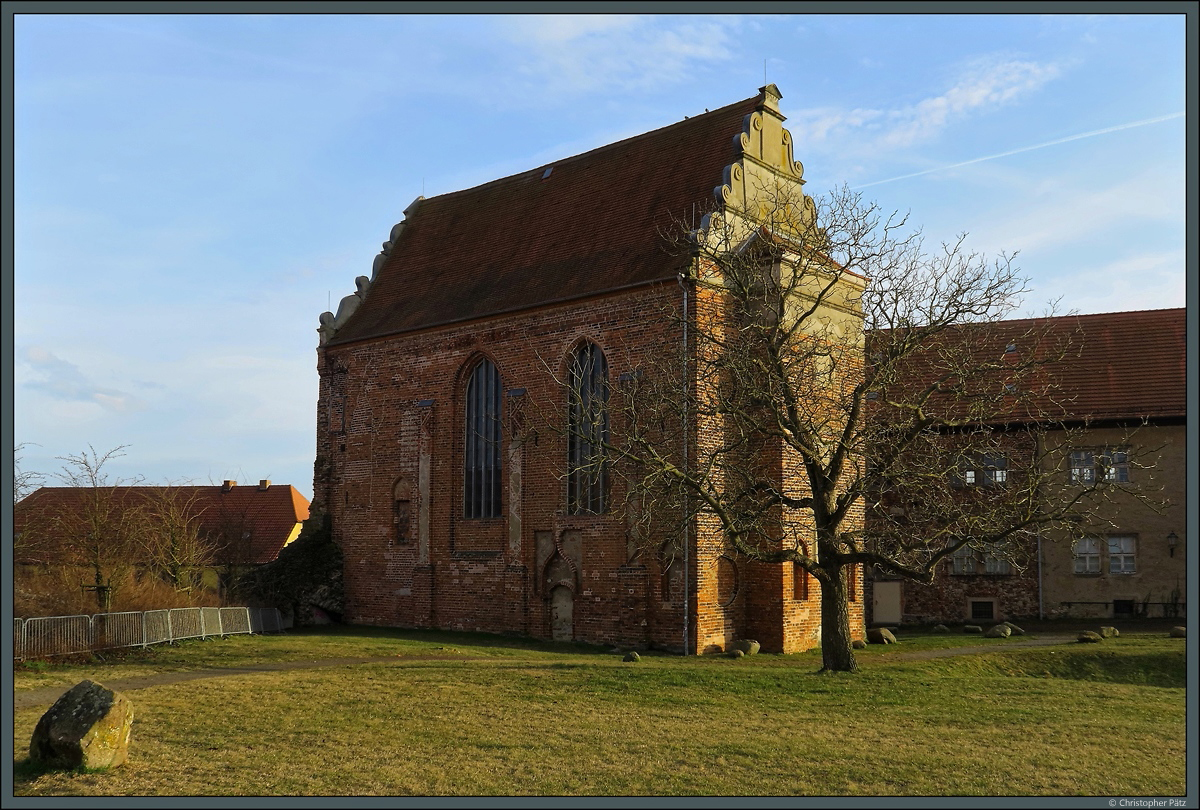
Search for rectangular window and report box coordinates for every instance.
[1102,449,1130,482]
[1070,450,1095,483]
[1071,447,1130,484]
[960,455,1007,486]
[984,455,1008,485]
[1074,538,1101,574]
[982,552,1012,575]
[970,600,995,621]
[1108,535,1136,574]
[951,545,977,575]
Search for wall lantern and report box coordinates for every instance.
[1167,531,1178,557]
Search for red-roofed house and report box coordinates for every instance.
[312,86,866,653]
[15,480,310,599]
[871,308,1187,625]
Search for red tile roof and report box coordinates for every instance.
[877,308,1186,424]
[15,483,310,565]
[328,93,764,344]
[1035,308,1185,421]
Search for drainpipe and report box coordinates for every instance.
[1037,526,1044,620]
[679,270,690,656]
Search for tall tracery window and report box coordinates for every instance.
[464,358,502,518]
[567,341,609,514]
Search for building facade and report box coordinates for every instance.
[870,308,1187,625]
[312,86,865,654]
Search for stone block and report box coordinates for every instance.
[30,680,133,770]
[732,639,761,655]
[866,627,897,644]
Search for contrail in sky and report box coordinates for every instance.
[854,111,1185,189]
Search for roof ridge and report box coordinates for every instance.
[417,94,761,204]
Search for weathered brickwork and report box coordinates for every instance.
[312,87,872,654]
[315,280,864,653]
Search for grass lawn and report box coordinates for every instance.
[11,625,1187,797]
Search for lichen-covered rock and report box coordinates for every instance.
[732,639,760,655]
[1099,626,1119,638]
[866,627,897,644]
[984,624,1012,639]
[728,649,745,659]
[30,680,133,770]
[932,624,949,633]
[1169,626,1186,638]
[1078,631,1103,643]
[1002,622,1025,636]
[622,651,641,662]
[963,625,983,634]
[851,639,867,649]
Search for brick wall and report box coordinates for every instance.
[314,280,854,653]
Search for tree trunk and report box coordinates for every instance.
[819,563,859,673]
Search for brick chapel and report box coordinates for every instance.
[311,85,866,654]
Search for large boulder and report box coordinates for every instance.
[984,624,1012,639]
[30,680,134,770]
[963,625,983,634]
[1099,626,1119,638]
[1002,622,1025,636]
[1078,631,1104,643]
[1169,626,1186,638]
[867,627,897,645]
[622,651,641,663]
[932,624,950,633]
[732,639,761,656]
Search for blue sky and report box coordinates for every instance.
[11,12,1188,502]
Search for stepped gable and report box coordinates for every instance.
[327,93,765,345]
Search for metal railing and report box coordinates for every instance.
[13,606,286,661]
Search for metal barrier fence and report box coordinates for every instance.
[13,606,285,661]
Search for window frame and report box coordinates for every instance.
[566,341,609,515]
[1073,537,1101,575]
[1107,535,1136,574]
[463,358,503,519]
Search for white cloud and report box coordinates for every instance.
[880,58,1062,148]
[972,167,1182,256]
[497,15,737,97]
[790,56,1062,151]
[20,346,144,413]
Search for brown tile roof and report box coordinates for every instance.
[876,308,1186,425]
[14,483,310,565]
[328,93,765,345]
[1019,307,1186,421]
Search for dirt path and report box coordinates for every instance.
[14,635,1081,712]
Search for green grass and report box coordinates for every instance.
[12,626,1187,796]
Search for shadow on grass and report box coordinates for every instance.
[12,757,116,786]
[286,623,620,657]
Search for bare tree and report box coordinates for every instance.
[14,443,44,504]
[136,484,214,592]
[49,445,147,610]
[589,183,1144,672]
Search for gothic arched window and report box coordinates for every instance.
[464,358,502,518]
[567,342,608,514]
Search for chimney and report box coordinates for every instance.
[222,480,236,492]
[259,479,271,491]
